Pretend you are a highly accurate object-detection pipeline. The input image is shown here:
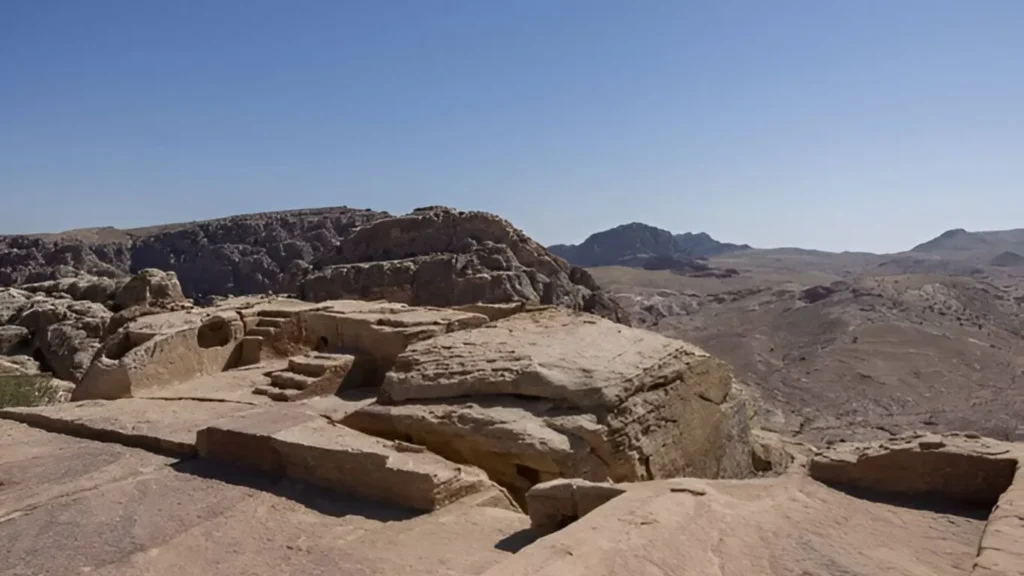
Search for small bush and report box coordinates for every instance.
[0,374,59,408]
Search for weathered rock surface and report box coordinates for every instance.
[197,408,514,511]
[299,207,627,322]
[112,268,188,310]
[0,420,531,576]
[13,298,111,383]
[342,307,754,496]
[0,325,30,355]
[0,354,40,375]
[0,269,194,387]
[0,398,255,456]
[484,475,997,576]
[75,310,245,400]
[809,432,1021,505]
[18,275,118,304]
[525,478,626,534]
[1,206,625,322]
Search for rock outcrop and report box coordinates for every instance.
[1,206,626,323]
[341,307,754,497]
[298,207,626,322]
[0,269,197,386]
[196,408,513,512]
[809,431,1019,505]
[74,310,246,400]
[525,479,627,534]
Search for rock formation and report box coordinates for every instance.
[0,206,626,323]
[341,307,754,498]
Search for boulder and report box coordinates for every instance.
[113,268,188,310]
[18,275,117,303]
[526,479,627,534]
[0,325,30,355]
[0,355,40,375]
[0,288,32,324]
[12,299,110,383]
[342,308,753,497]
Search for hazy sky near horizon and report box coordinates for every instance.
[2,1,1022,253]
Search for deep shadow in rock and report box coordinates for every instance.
[336,387,378,403]
[339,353,388,389]
[821,482,994,521]
[170,458,422,522]
[493,528,541,553]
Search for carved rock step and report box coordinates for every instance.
[246,326,279,339]
[255,317,288,328]
[257,353,356,402]
[288,353,354,378]
[251,385,302,402]
[195,408,515,512]
[270,371,318,390]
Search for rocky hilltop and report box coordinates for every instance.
[0,206,625,323]
[547,222,749,271]
[1,211,1022,573]
[911,227,1024,256]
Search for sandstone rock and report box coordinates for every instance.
[525,479,626,534]
[482,474,1001,576]
[0,325,30,355]
[18,275,117,303]
[10,298,111,383]
[342,308,754,496]
[0,398,256,456]
[750,429,814,474]
[197,408,514,511]
[74,310,245,400]
[300,207,627,323]
[808,432,1020,505]
[0,355,40,375]
[0,288,32,323]
[40,321,104,383]
[114,268,188,310]
[297,300,490,367]
[3,207,627,324]
[0,235,130,286]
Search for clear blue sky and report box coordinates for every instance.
[2,1,1022,252]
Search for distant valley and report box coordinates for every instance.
[555,221,1024,443]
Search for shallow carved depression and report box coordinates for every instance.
[197,317,233,349]
[809,450,1017,508]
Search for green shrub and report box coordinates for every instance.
[0,374,59,408]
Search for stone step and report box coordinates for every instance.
[256,317,288,328]
[246,326,279,339]
[288,353,353,378]
[195,409,511,511]
[266,388,303,402]
[269,370,318,390]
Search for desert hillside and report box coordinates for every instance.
[594,259,1024,443]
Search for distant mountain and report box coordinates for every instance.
[911,227,1024,256]
[672,232,751,258]
[548,222,749,269]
